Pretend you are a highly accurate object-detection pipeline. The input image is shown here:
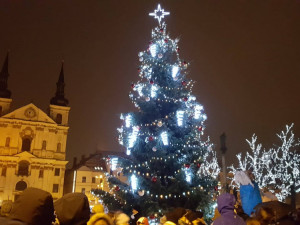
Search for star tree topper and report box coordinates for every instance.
[149,4,170,25]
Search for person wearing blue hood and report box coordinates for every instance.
[212,193,246,225]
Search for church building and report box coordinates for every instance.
[0,53,70,202]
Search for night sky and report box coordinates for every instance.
[0,0,299,166]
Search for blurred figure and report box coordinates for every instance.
[114,212,130,225]
[88,213,113,225]
[212,193,246,225]
[54,192,90,225]
[178,210,206,225]
[164,207,187,225]
[136,217,149,225]
[246,218,260,225]
[254,207,274,225]
[3,187,55,225]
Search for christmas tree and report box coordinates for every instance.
[93,4,220,219]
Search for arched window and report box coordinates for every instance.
[21,138,31,152]
[5,137,10,147]
[42,140,47,150]
[57,143,61,152]
[18,161,30,176]
[15,181,27,191]
[56,114,62,124]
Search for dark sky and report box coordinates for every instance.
[0,0,300,166]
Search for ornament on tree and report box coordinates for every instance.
[183,97,188,102]
[139,57,143,62]
[181,81,187,86]
[150,80,154,84]
[138,52,143,57]
[177,47,180,52]
[152,147,157,152]
[164,39,168,43]
[145,97,150,102]
[157,121,163,127]
[148,136,154,141]
[151,177,157,183]
[197,163,201,168]
[214,186,218,191]
[131,83,135,89]
[138,190,145,196]
[137,68,141,72]
[150,215,155,220]
[114,186,120,191]
[160,28,164,33]
[197,126,203,131]
[158,53,163,58]
[185,164,190,168]
[174,77,178,81]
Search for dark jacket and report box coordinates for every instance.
[54,192,90,225]
[0,216,27,225]
[213,193,246,225]
[9,187,55,225]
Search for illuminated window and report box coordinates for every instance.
[21,138,31,152]
[5,137,10,147]
[54,168,60,176]
[18,161,29,176]
[42,140,47,150]
[56,114,62,124]
[57,143,61,152]
[82,176,86,183]
[53,184,59,193]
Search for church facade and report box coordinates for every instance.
[0,53,70,202]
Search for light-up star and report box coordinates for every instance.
[149,4,170,25]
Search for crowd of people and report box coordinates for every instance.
[0,186,299,225]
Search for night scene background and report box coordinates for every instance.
[0,0,299,166]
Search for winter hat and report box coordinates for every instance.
[9,187,55,225]
[88,213,113,225]
[115,213,130,225]
[92,204,105,214]
[137,217,149,225]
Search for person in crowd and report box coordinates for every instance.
[114,211,130,225]
[54,192,90,225]
[234,170,262,216]
[1,187,55,225]
[212,193,246,225]
[136,217,149,225]
[178,210,206,225]
[245,218,260,225]
[88,212,113,225]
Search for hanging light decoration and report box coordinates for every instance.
[161,131,169,145]
[176,110,184,126]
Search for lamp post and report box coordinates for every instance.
[220,133,227,191]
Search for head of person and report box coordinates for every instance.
[88,213,113,225]
[9,187,55,225]
[217,193,236,214]
[137,217,149,225]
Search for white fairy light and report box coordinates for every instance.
[176,110,184,126]
[149,4,170,25]
[185,168,192,183]
[194,105,203,119]
[131,174,138,191]
[137,84,144,96]
[161,131,169,145]
[150,44,157,57]
[126,148,131,155]
[125,114,132,128]
[151,85,158,98]
[128,126,139,148]
[172,65,179,79]
[111,157,118,171]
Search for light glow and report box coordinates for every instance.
[172,65,179,79]
[151,85,158,98]
[131,174,138,191]
[125,115,132,128]
[194,105,203,119]
[161,131,169,145]
[150,44,157,57]
[149,4,170,25]
[176,110,184,126]
[128,126,139,148]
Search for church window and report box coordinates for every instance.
[82,176,86,183]
[1,166,7,176]
[54,168,60,176]
[56,114,62,124]
[57,143,61,152]
[15,181,27,191]
[21,138,31,152]
[39,169,44,178]
[18,161,30,176]
[52,184,59,193]
[5,137,10,147]
[92,177,96,183]
[42,140,47,150]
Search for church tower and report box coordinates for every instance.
[49,62,70,126]
[0,53,12,116]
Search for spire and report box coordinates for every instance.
[50,61,69,106]
[0,52,11,98]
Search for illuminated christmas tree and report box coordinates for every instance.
[93,4,219,219]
